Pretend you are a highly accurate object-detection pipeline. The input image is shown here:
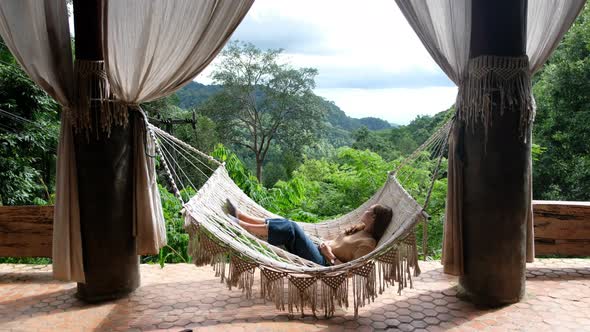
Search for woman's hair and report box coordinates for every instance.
[344,204,393,242]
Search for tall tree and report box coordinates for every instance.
[532,4,590,201]
[204,41,324,182]
[0,39,59,205]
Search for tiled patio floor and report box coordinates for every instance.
[0,259,589,332]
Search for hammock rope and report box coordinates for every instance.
[146,117,452,317]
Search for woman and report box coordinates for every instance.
[225,200,393,266]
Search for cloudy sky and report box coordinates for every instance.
[195,0,458,125]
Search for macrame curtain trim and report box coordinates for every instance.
[73,60,130,136]
[457,55,534,141]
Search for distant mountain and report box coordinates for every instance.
[177,82,222,109]
[175,82,394,147]
[316,99,393,131]
[360,117,395,130]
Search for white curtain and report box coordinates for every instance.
[395,0,470,276]
[102,0,254,254]
[396,0,586,275]
[0,1,84,281]
[527,1,586,74]
[0,0,253,279]
[394,0,470,85]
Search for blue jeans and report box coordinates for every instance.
[266,218,327,266]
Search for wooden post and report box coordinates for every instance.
[458,0,529,306]
[72,0,139,302]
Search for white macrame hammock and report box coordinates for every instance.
[147,117,452,317]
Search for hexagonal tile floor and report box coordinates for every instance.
[1,259,589,331]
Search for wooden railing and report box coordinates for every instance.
[0,201,589,258]
[533,200,590,257]
[0,205,53,257]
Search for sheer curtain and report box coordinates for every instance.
[0,0,253,280]
[0,0,84,282]
[396,0,471,276]
[102,0,254,254]
[395,0,585,275]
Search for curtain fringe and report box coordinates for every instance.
[457,55,534,143]
[73,60,129,137]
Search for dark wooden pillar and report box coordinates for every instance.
[459,0,529,306]
[73,0,140,302]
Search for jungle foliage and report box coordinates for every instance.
[532,5,590,201]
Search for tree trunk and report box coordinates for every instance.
[458,0,529,306]
[73,0,139,302]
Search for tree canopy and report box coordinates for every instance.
[203,41,325,182]
[532,4,590,201]
[0,38,59,206]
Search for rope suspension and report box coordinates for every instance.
[142,112,183,202]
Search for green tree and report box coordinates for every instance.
[532,4,590,200]
[352,126,393,158]
[0,39,59,206]
[204,41,325,182]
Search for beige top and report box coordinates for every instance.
[328,230,376,263]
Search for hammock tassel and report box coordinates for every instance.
[187,224,229,283]
[227,256,256,298]
[260,268,287,311]
[376,248,399,294]
[320,273,348,318]
[351,262,376,317]
[288,275,318,317]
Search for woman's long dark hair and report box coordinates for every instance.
[344,204,393,242]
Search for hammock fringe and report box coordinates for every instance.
[185,217,420,318]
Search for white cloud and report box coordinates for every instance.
[315,87,458,125]
[195,0,456,124]
[232,0,442,79]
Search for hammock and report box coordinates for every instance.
[147,117,452,317]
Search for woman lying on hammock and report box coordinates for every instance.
[225,199,393,266]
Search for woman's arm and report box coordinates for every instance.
[319,242,342,265]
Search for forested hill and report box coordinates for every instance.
[316,98,394,131]
[177,82,223,109]
[176,81,394,132]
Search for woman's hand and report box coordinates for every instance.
[319,242,339,265]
